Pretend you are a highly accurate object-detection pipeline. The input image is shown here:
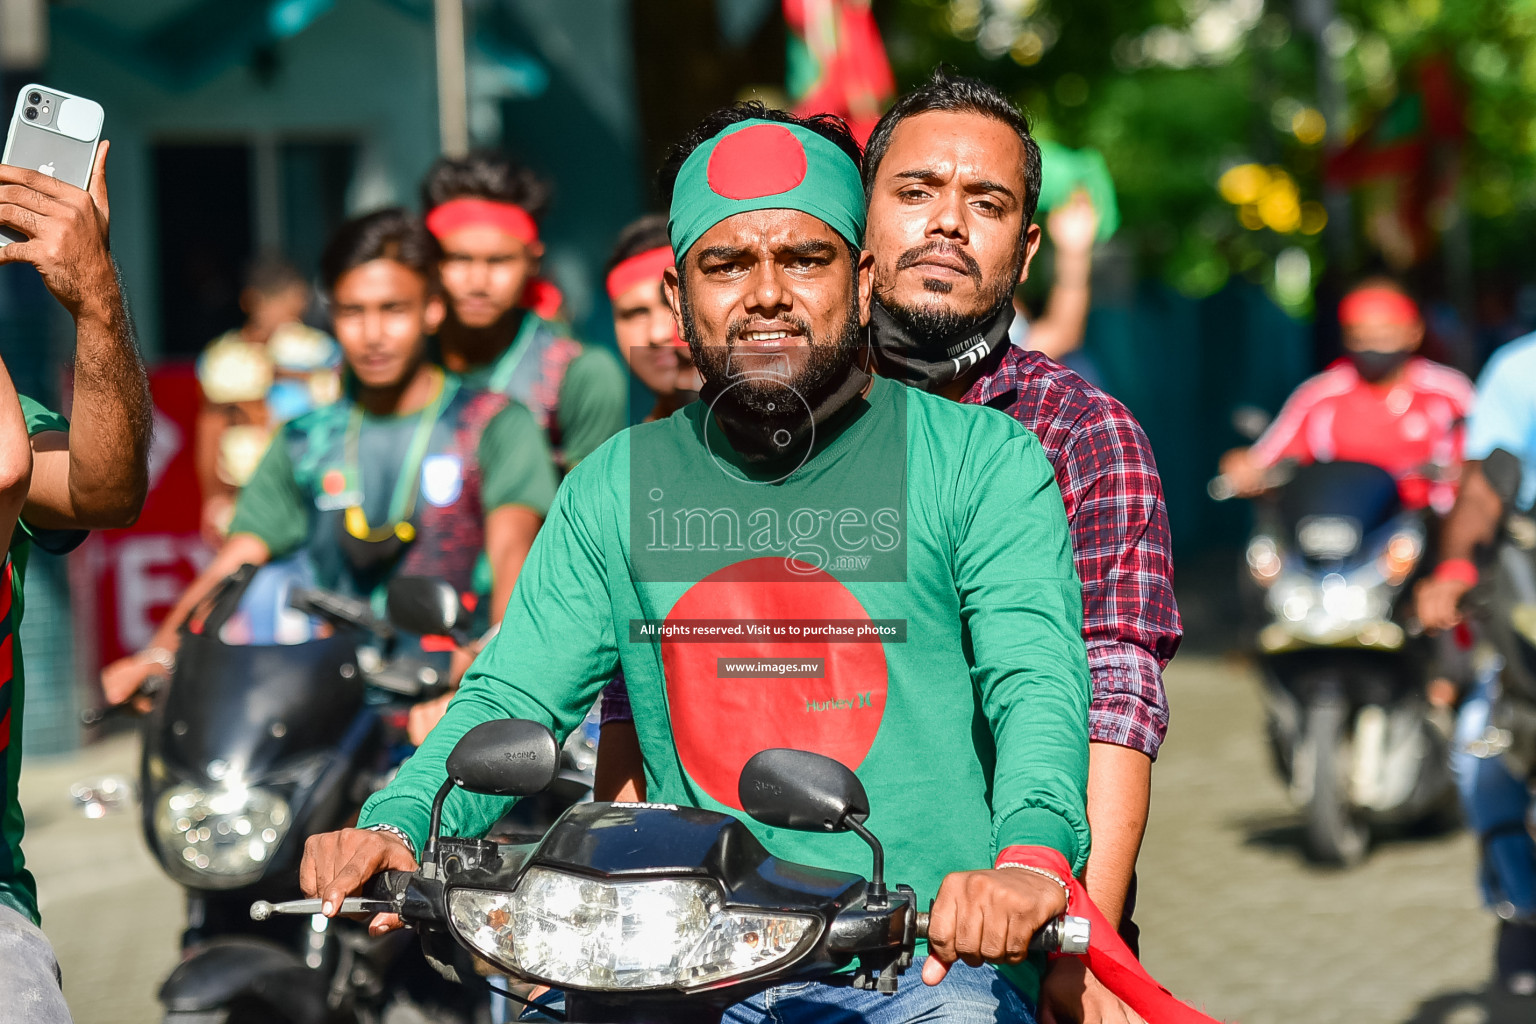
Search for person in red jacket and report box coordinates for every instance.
[1220,279,1474,512]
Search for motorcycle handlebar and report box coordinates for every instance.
[289,587,392,637]
[253,874,1092,957]
[80,674,164,726]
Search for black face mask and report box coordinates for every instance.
[1348,349,1412,384]
[868,298,1016,392]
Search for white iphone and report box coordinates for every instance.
[0,83,104,246]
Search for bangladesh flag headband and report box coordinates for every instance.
[668,118,866,260]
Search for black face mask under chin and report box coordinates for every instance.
[1347,348,1412,384]
[868,298,1016,392]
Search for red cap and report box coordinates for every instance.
[1338,286,1420,327]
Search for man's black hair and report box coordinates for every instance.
[243,256,305,296]
[862,67,1043,227]
[606,213,671,276]
[658,102,863,207]
[420,150,551,221]
[319,208,440,293]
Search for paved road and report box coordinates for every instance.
[15,655,1528,1022]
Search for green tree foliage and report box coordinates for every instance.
[879,0,1536,309]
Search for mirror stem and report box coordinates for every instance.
[846,818,887,907]
[424,777,456,868]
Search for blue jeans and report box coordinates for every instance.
[723,959,1034,1024]
[1452,677,1536,918]
[512,960,1034,1024]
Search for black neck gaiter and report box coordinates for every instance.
[699,360,870,465]
[869,298,1016,392]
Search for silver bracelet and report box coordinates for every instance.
[364,823,416,858]
[996,862,1071,904]
[141,646,176,672]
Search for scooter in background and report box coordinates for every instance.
[1213,460,1454,865]
[133,568,491,1024]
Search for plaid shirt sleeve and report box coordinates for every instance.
[1052,394,1179,758]
[972,350,1181,760]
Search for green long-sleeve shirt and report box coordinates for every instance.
[360,375,1090,981]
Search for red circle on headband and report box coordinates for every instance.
[707,125,808,200]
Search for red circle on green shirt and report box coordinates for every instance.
[662,557,887,810]
[322,469,346,495]
[706,125,809,200]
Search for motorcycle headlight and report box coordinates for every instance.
[449,866,818,991]
[154,783,291,886]
[1247,536,1283,586]
[1376,531,1422,586]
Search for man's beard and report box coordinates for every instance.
[879,239,1025,341]
[680,291,864,419]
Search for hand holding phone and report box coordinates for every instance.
[0,84,115,319]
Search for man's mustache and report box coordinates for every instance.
[895,242,982,284]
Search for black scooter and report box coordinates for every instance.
[1213,460,1454,864]
[251,585,1088,1024]
[136,568,491,1024]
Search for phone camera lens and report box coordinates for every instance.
[23,107,37,121]
[26,92,40,105]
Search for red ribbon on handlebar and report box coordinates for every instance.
[996,846,1223,1024]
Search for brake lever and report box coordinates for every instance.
[249,896,396,921]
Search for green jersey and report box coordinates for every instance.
[360,376,1091,991]
[1,398,88,925]
[451,311,627,472]
[228,375,557,604]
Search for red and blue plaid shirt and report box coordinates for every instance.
[963,346,1178,758]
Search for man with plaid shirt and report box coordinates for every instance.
[861,70,1178,1024]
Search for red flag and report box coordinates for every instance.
[784,0,895,144]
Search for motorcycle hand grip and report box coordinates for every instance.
[913,912,1090,955]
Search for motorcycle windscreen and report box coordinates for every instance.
[158,632,365,784]
[1278,461,1402,560]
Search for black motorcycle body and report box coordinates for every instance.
[143,574,487,1024]
[1241,461,1453,864]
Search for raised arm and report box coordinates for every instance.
[0,143,152,530]
[1024,190,1097,362]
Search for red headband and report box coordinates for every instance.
[425,198,539,244]
[1338,287,1419,327]
[606,246,675,300]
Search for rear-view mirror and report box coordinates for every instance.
[1484,448,1524,509]
[738,748,869,833]
[387,576,463,637]
[446,719,560,797]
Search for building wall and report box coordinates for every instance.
[47,0,441,358]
